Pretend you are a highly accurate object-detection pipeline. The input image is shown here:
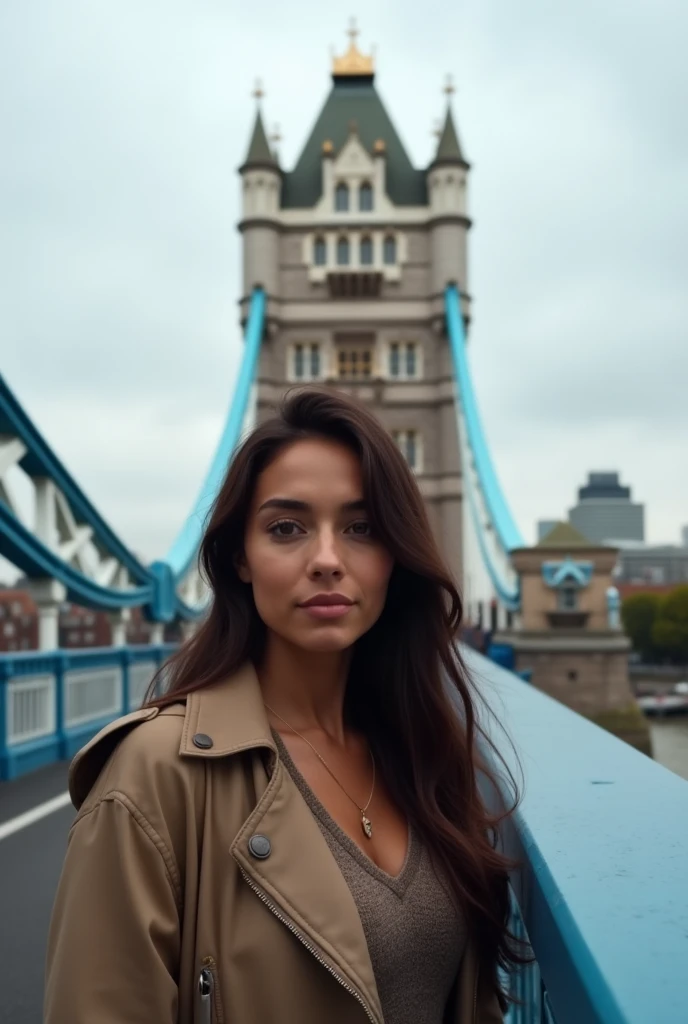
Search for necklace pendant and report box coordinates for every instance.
[361,813,373,840]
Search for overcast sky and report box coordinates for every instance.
[1,0,685,571]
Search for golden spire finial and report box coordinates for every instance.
[443,74,455,100]
[252,78,265,104]
[332,20,374,77]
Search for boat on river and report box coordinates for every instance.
[637,682,688,716]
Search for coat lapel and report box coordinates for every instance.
[180,664,384,1024]
[232,760,384,1024]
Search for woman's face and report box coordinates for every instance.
[239,437,394,653]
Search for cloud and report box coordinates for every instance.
[0,0,685,579]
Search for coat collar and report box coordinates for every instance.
[179,662,277,760]
[69,663,274,808]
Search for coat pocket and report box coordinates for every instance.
[197,956,224,1024]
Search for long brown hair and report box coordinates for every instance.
[150,386,525,1004]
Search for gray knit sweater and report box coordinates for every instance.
[274,733,466,1024]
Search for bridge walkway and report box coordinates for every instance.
[0,763,71,1023]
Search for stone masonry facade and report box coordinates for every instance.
[238,37,470,587]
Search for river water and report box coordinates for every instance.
[649,716,688,781]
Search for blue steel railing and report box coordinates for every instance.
[2,642,687,1021]
[0,644,175,780]
[459,647,688,1023]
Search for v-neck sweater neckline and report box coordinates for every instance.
[272,730,420,898]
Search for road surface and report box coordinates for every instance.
[0,763,72,1024]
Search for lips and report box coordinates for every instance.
[298,594,355,620]
[299,593,354,608]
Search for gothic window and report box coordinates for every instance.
[383,235,397,265]
[359,182,374,211]
[313,236,327,266]
[337,347,373,381]
[405,343,417,378]
[389,342,420,380]
[392,430,421,472]
[335,183,350,212]
[557,585,578,610]
[337,236,350,266]
[360,236,373,266]
[309,344,321,379]
[389,343,400,378]
[291,343,322,382]
[293,344,304,380]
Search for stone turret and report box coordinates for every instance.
[493,521,652,755]
[427,93,470,305]
[239,99,281,301]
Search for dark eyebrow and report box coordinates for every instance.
[257,498,367,514]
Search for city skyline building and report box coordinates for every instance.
[568,471,644,546]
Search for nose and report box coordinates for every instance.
[307,526,344,580]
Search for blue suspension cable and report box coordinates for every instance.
[164,287,266,580]
[444,284,522,608]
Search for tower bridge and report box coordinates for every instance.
[0,26,686,1024]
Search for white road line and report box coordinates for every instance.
[0,792,72,842]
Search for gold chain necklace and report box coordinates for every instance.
[264,702,376,840]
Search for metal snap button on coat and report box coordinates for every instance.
[192,733,214,749]
[248,834,271,859]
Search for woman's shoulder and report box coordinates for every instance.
[68,665,273,833]
[69,703,189,814]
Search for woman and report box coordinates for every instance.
[45,387,522,1023]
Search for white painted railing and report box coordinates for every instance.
[6,675,55,745]
[129,660,158,711]
[0,644,177,780]
[64,666,122,728]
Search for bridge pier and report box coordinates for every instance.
[109,608,131,647]
[26,579,66,651]
[149,622,165,645]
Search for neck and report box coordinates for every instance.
[257,633,352,741]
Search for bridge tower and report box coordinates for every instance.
[238,26,471,587]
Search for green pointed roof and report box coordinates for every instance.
[536,521,594,549]
[281,79,427,208]
[433,106,468,167]
[241,110,278,171]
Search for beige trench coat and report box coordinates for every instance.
[44,664,504,1023]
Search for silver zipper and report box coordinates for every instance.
[198,965,214,1024]
[240,867,377,1024]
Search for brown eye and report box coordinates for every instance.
[347,520,372,537]
[268,520,304,539]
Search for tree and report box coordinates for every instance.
[652,586,688,664]
[621,593,660,660]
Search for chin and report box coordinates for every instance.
[300,637,355,654]
[292,627,359,654]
